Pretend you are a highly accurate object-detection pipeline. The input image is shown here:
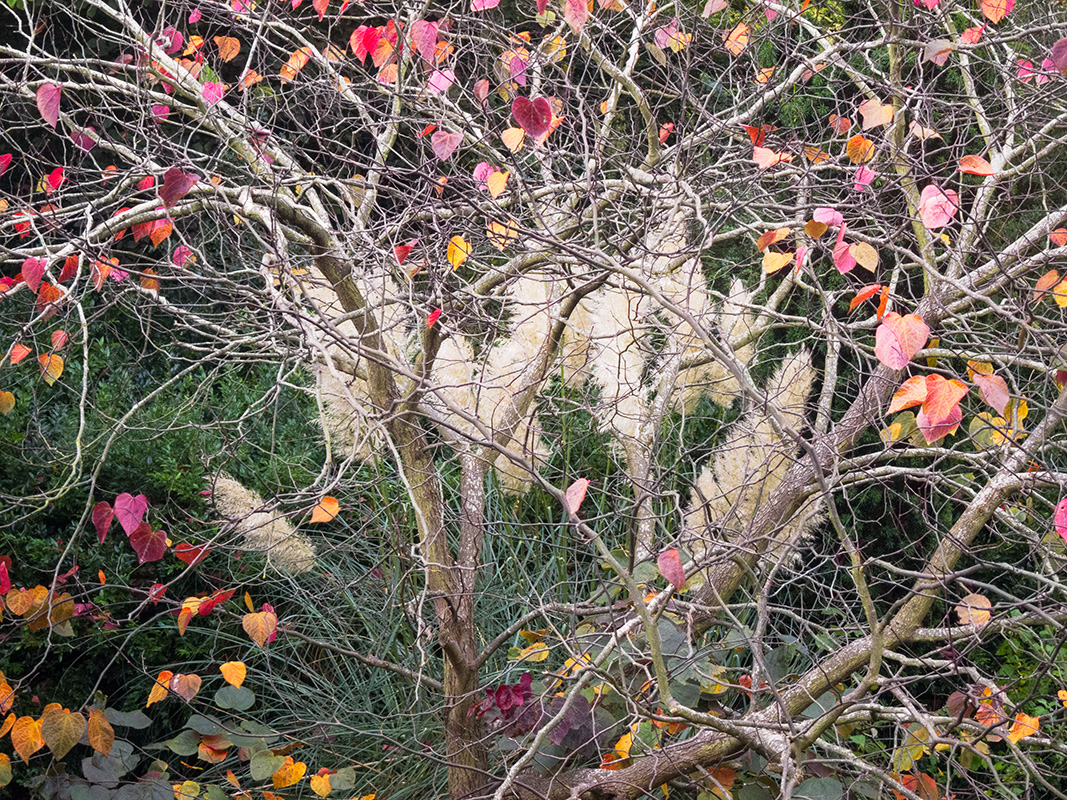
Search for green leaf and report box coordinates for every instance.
[214,685,255,711]
[794,777,843,800]
[102,709,152,729]
[165,729,201,757]
[250,752,286,781]
[185,715,224,736]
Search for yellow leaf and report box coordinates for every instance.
[40,705,86,760]
[272,756,308,788]
[310,773,332,797]
[514,642,549,662]
[955,593,991,626]
[501,127,525,153]
[447,235,472,270]
[38,353,63,386]
[147,670,174,707]
[0,713,14,738]
[244,591,254,612]
[311,496,340,523]
[762,251,794,274]
[1007,713,1039,744]
[0,752,10,788]
[1054,279,1067,308]
[0,391,13,416]
[220,661,247,688]
[518,628,550,643]
[487,170,509,199]
[613,730,634,759]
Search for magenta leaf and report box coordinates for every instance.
[0,560,10,595]
[512,96,552,138]
[0,153,11,177]
[70,126,97,151]
[657,548,686,589]
[172,245,194,267]
[92,501,114,544]
[114,492,149,535]
[128,522,166,564]
[36,83,62,128]
[159,168,200,209]
[1055,498,1067,542]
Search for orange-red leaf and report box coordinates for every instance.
[1051,228,1067,247]
[959,154,995,176]
[755,227,790,251]
[1034,269,1060,302]
[849,284,883,312]
[888,376,928,414]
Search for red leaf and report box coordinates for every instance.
[0,560,10,595]
[564,478,590,515]
[128,523,167,564]
[174,542,211,566]
[0,153,11,177]
[114,492,149,536]
[36,83,61,128]
[92,502,114,544]
[657,549,686,589]
[394,243,415,264]
[198,587,235,615]
[1055,498,1067,543]
[427,307,442,328]
[875,312,930,370]
[512,96,553,138]
[46,167,65,192]
[313,0,329,20]
[9,343,32,365]
[158,168,200,209]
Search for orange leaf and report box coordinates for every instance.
[828,114,851,134]
[280,47,313,82]
[955,592,992,625]
[273,756,308,788]
[38,354,63,386]
[1007,713,1039,744]
[487,170,509,199]
[0,391,13,416]
[849,242,879,271]
[922,374,970,425]
[220,661,247,688]
[752,147,793,169]
[980,0,1013,23]
[755,227,790,251]
[857,98,894,130]
[849,284,882,312]
[846,135,875,164]
[214,36,241,62]
[888,376,928,414]
[487,220,519,251]
[501,127,525,153]
[243,605,279,647]
[723,23,749,56]
[87,709,114,756]
[876,286,889,319]
[310,496,340,523]
[959,154,995,176]
[762,251,794,274]
[149,220,172,247]
[0,713,14,738]
[140,269,160,292]
[10,716,44,763]
[1033,269,1060,302]
[146,670,174,707]
[803,146,831,164]
[805,219,829,238]
[240,69,264,90]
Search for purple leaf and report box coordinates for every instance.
[159,168,200,209]
[36,83,62,129]
[92,501,114,544]
[114,492,149,535]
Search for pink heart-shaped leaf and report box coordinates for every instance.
[114,492,149,536]
[36,83,61,128]
[431,130,462,161]
[512,96,552,138]
[657,548,686,590]
[564,478,590,515]
[1055,498,1067,542]
[22,258,46,293]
